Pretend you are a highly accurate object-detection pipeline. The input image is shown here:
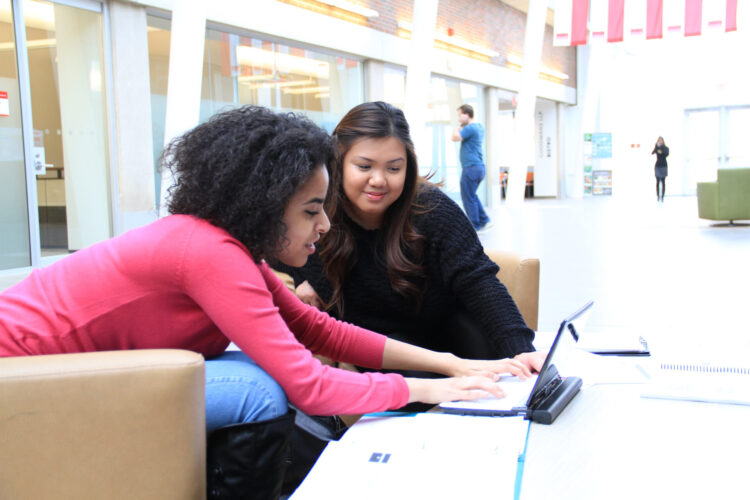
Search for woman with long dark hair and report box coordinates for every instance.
[276,102,544,385]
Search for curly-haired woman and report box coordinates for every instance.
[0,106,531,500]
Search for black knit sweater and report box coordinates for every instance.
[275,186,535,358]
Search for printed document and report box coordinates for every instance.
[291,412,528,500]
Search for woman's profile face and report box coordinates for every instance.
[341,136,407,229]
[276,165,331,267]
[657,137,664,146]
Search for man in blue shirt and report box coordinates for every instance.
[451,104,491,232]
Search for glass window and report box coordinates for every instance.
[383,65,406,110]
[24,0,109,254]
[146,14,170,205]
[0,0,31,269]
[200,29,363,132]
[147,20,365,207]
[423,76,486,205]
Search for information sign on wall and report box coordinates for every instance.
[591,133,612,158]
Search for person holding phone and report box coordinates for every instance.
[652,136,670,202]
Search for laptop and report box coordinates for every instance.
[439,301,593,424]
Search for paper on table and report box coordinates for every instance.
[291,413,527,500]
[553,346,650,388]
[641,360,750,406]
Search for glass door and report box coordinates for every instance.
[684,106,750,194]
[24,0,110,255]
[726,106,750,168]
[0,0,32,270]
[684,109,720,195]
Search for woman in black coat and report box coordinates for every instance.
[652,136,669,201]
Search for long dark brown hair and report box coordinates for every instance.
[318,101,431,314]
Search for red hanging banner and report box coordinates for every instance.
[685,0,703,36]
[726,0,738,31]
[571,0,590,45]
[608,0,625,42]
[646,0,663,39]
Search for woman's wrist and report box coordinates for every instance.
[404,378,427,403]
[437,351,462,377]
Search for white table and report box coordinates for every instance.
[521,369,750,499]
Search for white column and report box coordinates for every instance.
[109,1,157,231]
[403,0,438,157]
[158,0,206,217]
[485,87,502,207]
[507,0,547,204]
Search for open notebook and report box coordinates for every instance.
[439,301,593,424]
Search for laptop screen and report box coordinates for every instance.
[524,300,594,408]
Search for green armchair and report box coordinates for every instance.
[697,168,750,223]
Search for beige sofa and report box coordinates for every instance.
[0,349,206,500]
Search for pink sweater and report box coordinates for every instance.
[0,215,409,415]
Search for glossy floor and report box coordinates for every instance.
[478,195,750,355]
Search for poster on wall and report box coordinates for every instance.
[591,133,612,158]
[583,133,593,194]
[592,170,612,195]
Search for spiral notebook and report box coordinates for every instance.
[640,360,750,406]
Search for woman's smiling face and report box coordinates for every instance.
[341,136,407,229]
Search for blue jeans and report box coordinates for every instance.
[460,164,490,230]
[205,350,288,433]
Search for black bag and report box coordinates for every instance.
[281,406,348,496]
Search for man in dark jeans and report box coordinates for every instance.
[452,104,491,232]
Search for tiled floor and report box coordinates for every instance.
[478,195,750,354]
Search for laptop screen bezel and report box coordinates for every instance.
[523,300,594,408]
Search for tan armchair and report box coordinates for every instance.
[0,349,206,500]
[485,249,540,331]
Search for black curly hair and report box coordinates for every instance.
[163,105,334,263]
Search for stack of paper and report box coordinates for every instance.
[291,413,529,500]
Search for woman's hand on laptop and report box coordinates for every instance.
[514,351,546,373]
[405,375,509,404]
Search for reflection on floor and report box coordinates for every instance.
[477,195,750,354]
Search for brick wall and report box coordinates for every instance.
[278,0,577,88]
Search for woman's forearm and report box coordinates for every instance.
[381,338,459,376]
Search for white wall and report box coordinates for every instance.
[562,28,750,201]
[534,98,558,197]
